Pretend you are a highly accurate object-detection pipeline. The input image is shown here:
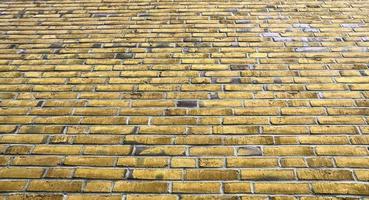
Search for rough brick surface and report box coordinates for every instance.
[0,0,369,199]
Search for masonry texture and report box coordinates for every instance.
[0,0,369,199]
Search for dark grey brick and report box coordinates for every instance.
[177,100,198,108]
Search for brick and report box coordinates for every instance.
[45,168,73,178]
[172,182,221,193]
[171,158,196,168]
[64,156,116,166]
[297,169,353,180]
[237,147,262,156]
[181,195,239,200]
[212,126,259,134]
[0,167,44,178]
[316,146,368,156]
[117,157,168,168]
[114,181,168,193]
[74,168,125,179]
[281,108,326,116]
[185,169,238,180]
[264,146,314,156]
[190,146,234,156]
[32,145,82,155]
[355,170,369,181]
[12,155,63,166]
[335,157,369,168]
[7,194,64,200]
[177,100,198,107]
[306,157,334,168]
[0,134,46,144]
[300,136,349,145]
[131,169,182,180]
[224,182,252,193]
[0,181,27,191]
[280,158,306,168]
[254,183,311,194]
[199,158,224,168]
[134,146,185,156]
[67,195,122,200]
[27,180,83,192]
[84,180,113,192]
[312,182,369,195]
[175,136,222,145]
[126,195,177,200]
[262,126,309,135]
[227,158,278,168]
[241,169,295,180]
[83,145,132,155]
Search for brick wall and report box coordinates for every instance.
[0,0,369,199]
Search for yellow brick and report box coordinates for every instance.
[227,158,278,168]
[312,182,369,195]
[117,157,168,168]
[126,195,177,200]
[84,181,113,192]
[185,169,238,180]
[83,145,132,155]
[113,181,168,193]
[171,158,196,168]
[264,146,314,156]
[254,183,311,194]
[241,169,295,180]
[27,180,82,192]
[297,169,353,180]
[131,169,182,180]
[224,182,252,194]
[172,182,221,193]
[74,168,125,179]
[199,158,224,168]
[0,181,27,191]
[0,167,44,178]
[190,146,234,156]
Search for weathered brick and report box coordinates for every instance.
[74,168,125,179]
[67,195,122,200]
[126,195,177,200]
[264,146,314,156]
[0,167,44,178]
[241,169,295,180]
[0,181,27,191]
[185,169,238,180]
[117,157,168,168]
[223,182,252,193]
[83,145,132,155]
[190,146,234,156]
[172,158,196,168]
[227,158,278,168]
[173,182,221,193]
[84,180,113,192]
[312,182,369,195]
[27,180,83,192]
[130,169,182,180]
[297,169,353,180]
[254,183,311,194]
[114,181,168,193]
